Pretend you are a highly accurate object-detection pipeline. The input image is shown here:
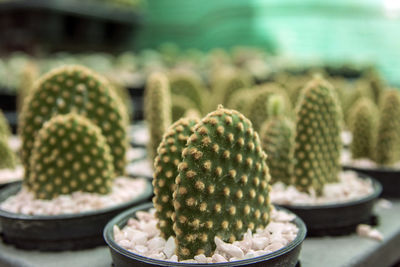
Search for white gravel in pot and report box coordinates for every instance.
[126,159,153,178]
[341,149,400,170]
[0,177,148,215]
[8,135,21,152]
[129,124,149,146]
[0,165,23,185]
[114,208,299,263]
[270,171,374,205]
[127,147,147,162]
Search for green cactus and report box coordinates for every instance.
[19,65,128,180]
[375,90,400,166]
[348,98,378,159]
[259,95,295,185]
[144,72,172,162]
[17,61,39,113]
[169,70,205,113]
[293,77,342,195]
[0,136,16,169]
[225,88,254,116]
[246,84,293,132]
[173,106,271,260]
[171,94,199,122]
[153,117,199,239]
[26,113,114,200]
[0,109,11,138]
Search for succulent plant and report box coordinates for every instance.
[153,117,199,239]
[259,95,295,185]
[375,90,400,166]
[348,98,378,159]
[171,95,199,122]
[292,77,342,195]
[173,106,271,259]
[19,65,128,180]
[26,113,114,200]
[226,88,254,116]
[144,72,172,162]
[17,61,39,113]
[0,136,16,169]
[0,109,11,138]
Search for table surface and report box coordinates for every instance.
[0,200,399,267]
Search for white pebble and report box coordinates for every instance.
[252,237,269,250]
[163,236,176,259]
[134,245,148,254]
[357,224,383,241]
[212,253,227,263]
[215,237,244,258]
[194,254,207,263]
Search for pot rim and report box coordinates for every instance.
[103,202,307,266]
[278,172,382,210]
[0,179,153,221]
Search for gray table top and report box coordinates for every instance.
[1,200,399,267]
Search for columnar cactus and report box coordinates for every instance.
[153,117,199,238]
[18,61,39,113]
[26,113,114,200]
[348,98,378,159]
[0,109,11,138]
[214,70,254,106]
[144,72,172,161]
[173,106,271,259]
[0,137,16,169]
[375,90,400,166]
[19,65,128,179]
[260,95,295,185]
[171,95,199,122]
[293,77,342,195]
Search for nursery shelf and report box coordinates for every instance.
[0,200,399,267]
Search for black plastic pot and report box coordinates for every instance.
[0,180,19,190]
[343,165,400,198]
[0,180,153,251]
[279,174,382,237]
[104,202,307,267]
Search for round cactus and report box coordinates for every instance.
[0,137,16,169]
[375,90,400,166]
[0,109,11,138]
[19,65,128,179]
[173,106,271,260]
[153,117,199,238]
[349,98,378,160]
[293,77,342,195]
[26,113,114,200]
[144,72,172,162]
[260,95,295,185]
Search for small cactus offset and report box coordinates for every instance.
[293,77,342,195]
[173,106,271,260]
[0,137,16,169]
[349,98,378,159]
[260,95,295,185]
[0,109,11,138]
[19,65,128,179]
[153,117,199,239]
[144,72,172,162]
[26,113,114,200]
[375,90,400,166]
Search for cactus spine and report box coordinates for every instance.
[260,95,295,185]
[375,90,400,166]
[19,65,128,180]
[349,98,378,159]
[144,72,172,162]
[27,113,114,200]
[293,77,342,195]
[173,106,271,260]
[153,117,199,239]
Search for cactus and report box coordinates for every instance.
[293,77,342,195]
[225,88,254,116]
[246,84,293,132]
[144,72,172,162]
[171,95,199,122]
[348,98,378,159]
[17,61,39,113]
[153,117,199,239]
[0,109,11,138]
[259,95,295,185]
[0,136,16,169]
[26,113,114,200]
[375,90,400,166]
[173,106,271,259]
[19,65,128,180]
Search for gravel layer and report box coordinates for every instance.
[8,135,21,152]
[0,165,23,185]
[127,147,147,162]
[271,171,374,205]
[129,124,149,146]
[114,208,299,263]
[0,177,147,215]
[126,159,153,178]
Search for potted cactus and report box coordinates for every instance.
[343,90,400,198]
[104,107,306,266]
[0,65,152,250]
[263,77,381,235]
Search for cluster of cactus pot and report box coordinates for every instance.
[153,106,272,260]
